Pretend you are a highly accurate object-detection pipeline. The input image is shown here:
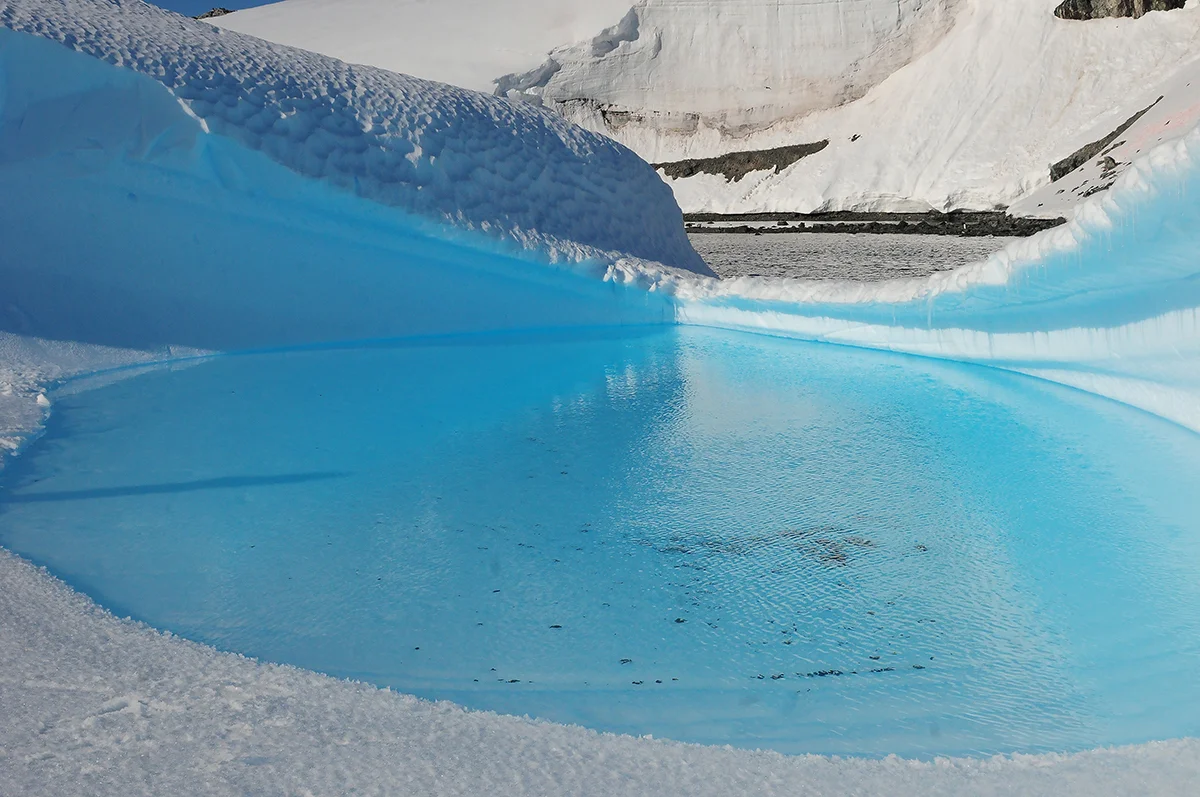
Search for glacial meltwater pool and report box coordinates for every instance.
[2,326,1199,757]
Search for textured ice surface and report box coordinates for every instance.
[0,0,706,273]
[0,25,686,353]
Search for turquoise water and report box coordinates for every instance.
[2,326,1199,756]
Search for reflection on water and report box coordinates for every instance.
[1,326,1199,756]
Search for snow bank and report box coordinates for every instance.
[0,0,712,353]
[0,0,707,275]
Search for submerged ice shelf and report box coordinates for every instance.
[3,327,1199,756]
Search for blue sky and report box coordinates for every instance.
[147,0,273,18]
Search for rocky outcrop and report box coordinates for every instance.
[683,210,1065,237]
[194,8,232,20]
[1054,0,1186,20]
[1050,96,1161,181]
[654,141,829,182]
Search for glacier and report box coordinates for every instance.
[2,0,1200,792]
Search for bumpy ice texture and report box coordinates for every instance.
[0,0,707,274]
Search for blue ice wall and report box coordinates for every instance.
[0,28,676,351]
[677,132,1200,432]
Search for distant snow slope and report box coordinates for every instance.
[651,0,1200,214]
[215,0,1200,216]
[496,0,962,137]
[214,0,632,93]
[1,0,706,274]
[1010,54,1200,217]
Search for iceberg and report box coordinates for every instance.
[3,0,1200,792]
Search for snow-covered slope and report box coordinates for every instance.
[214,0,632,94]
[650,0,1200,214]
[1010,55,1200,217]
[214,0,1200,216]
[496,0,962,137]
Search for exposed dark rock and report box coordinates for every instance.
[1050,97,1162,182]
[684,210,1065,237]
[654,141,829,182]
[1054,0,1185,20]
[194,7,233,19]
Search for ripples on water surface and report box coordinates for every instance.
[690,232,1018,279]
[2,327,1199,756]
